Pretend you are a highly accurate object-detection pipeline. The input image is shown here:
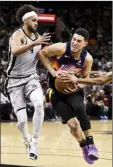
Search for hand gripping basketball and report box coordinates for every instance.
[55,75,78,94]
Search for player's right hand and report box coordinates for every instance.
[57,70,70,78]
[51,70,65,78]
[34,33,51,45]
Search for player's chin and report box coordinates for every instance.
[33,27,37,32]
[70,48,79,53]
[71,50,79,53]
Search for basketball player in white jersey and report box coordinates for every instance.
[5,4,51,160]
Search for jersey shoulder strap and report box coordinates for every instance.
[80,49,88,67]
[63,42,71,57]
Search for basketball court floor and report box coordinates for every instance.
[1,120,112,167]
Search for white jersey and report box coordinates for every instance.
[7,28,41,78]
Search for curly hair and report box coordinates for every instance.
[16,4,39,23]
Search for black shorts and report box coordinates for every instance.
[51,89,85,123]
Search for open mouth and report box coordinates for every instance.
[72,47,78,51]
[71,44,78,50]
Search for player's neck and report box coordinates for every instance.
[71,50,82,60]
[22,25,33,38]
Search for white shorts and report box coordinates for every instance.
[5,74,43,113]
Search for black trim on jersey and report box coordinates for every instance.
[8,75,31,79]
[21,28,38,41]
[17,107,27,112]
[7,47,11,70]
[63,42,71,57]
[7,55,17,76]
[27,88,37,97]
[4,78,11,102]
[22,35,27,45]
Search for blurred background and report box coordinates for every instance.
[0,1,112,122]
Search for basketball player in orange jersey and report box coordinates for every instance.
[5,4,51,160]
[39,28,98,164]
[60,71,112,89]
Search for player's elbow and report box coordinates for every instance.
[39,50,43,57]
[39,50,47,60]
[11,51,17,56]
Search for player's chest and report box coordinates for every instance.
[56,54,83,69]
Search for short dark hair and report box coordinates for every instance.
[16,4,39,23]
[74,28,89,41]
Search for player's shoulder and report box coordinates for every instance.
[86,51,93,62]
[11,28,24,38]
[9,29,25,46]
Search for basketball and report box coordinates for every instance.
[55,77,78,94]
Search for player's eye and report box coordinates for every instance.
[32,19,37,22]
[77,40,82,43]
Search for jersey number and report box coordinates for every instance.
[30,48,34,53]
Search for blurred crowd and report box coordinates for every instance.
[0,2,112,121]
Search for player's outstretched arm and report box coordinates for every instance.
[10,31,51,56]
[39,42,65,77]
[61,72,112,86]
[78,75,112,85]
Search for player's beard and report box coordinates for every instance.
[27,24,37,33]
